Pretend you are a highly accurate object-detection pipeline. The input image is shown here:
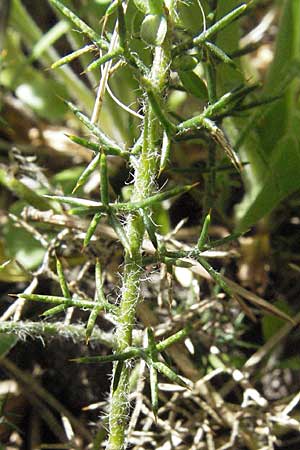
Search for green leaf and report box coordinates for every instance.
[9,0,94,110]
[100,152,109,205]
[86,304,103,343]
[30,20,70,62]
[44,194,103,209]
[262,299,292,342]
[0,334,18,359]
[0,244,29,283]
[0,167,52,211]
[174,3,248,56]
[52,166,85,194]
[0,30,69,121]
[237,134,300,230]
[173,55,198,72]
[113,361,124,392]
[278,356,300,370]
[236,0,300,228]
[16,74,68,120]
[72,347,142,364]
[205,42,236,68]
[215,0,244,94]
[2,211,45,271]
[141,209,158,249]
[179,71,208,101]
[255,1,300,160]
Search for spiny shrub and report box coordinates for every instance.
[2,1,293,449]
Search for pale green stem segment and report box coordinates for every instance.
[0,320,113,346]
[86,47,123,72]
[106,9,171,449]
[51,44,95,69]
[197,212,211,251]
[65,101,123,154]
[66,134,130,159]
[17,293,96,309]
[44,184,198,213]
[56,257,71,298]
[84,212,103,247]
[42,304,69,317]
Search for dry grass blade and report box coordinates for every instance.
[224,277,296,324]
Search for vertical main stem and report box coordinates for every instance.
[204,53,217,212]
[106,36,171,450]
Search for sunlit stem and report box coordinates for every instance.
[106,30,171,450]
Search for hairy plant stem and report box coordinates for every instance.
[0,321,113,346]
[106,43,171,450]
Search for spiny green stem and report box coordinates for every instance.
[42,304,69,317]
[177,85,258,132]
[156,325,192,352]
[72,153,101,193]
[66,134,130,159]
[204,44,217,211]
[73,347,144,364]
[65,101,123,153]
[84,212,103,247]
[56,257,71,298]
[107,213,144,450]
[45,184,197,213]
[106,29,171,450]
[86,47,123,72]
[205,41,236,67]
[0,321,113,346]
[16,293,97,309]
[173,3,248,55]
[51,44,95,69]
[197,212,211,251]
[70,324,194,365]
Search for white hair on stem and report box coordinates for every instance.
[106,82,144,120]
[197,0,206,33]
